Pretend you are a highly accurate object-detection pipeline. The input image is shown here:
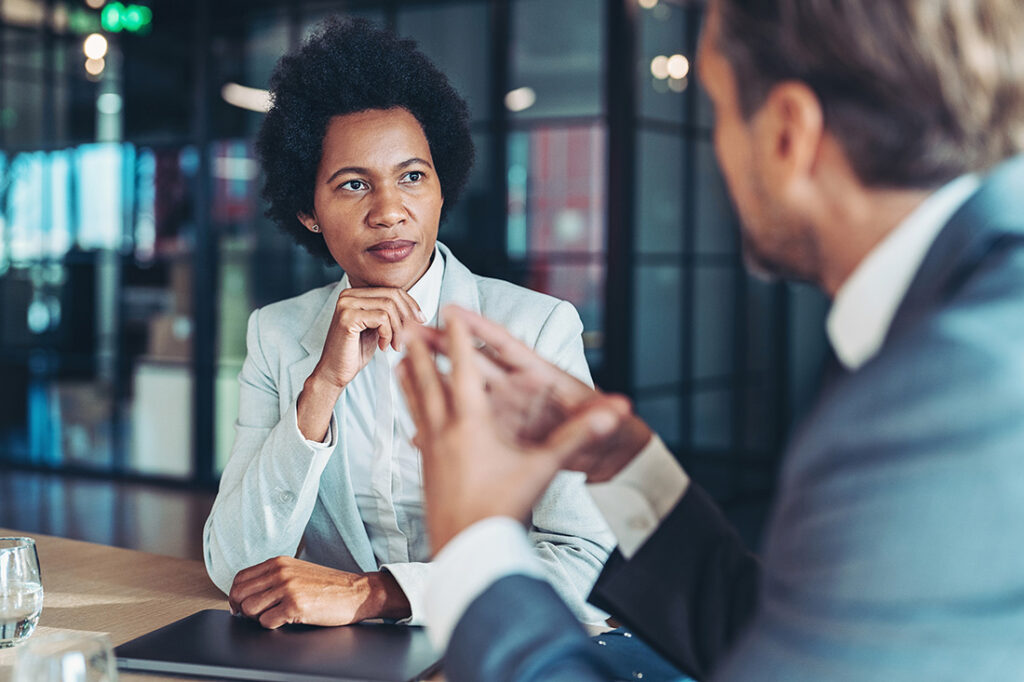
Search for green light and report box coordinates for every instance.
[101,3,124,32]
[122,5,143,31]
[100,3,152,34]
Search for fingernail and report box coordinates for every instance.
[416,310,427,323]
[590,410,617,436]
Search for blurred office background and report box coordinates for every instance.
[0,0,829,559]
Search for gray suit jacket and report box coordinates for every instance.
[203,243,615,624]
[445,156,1024,681]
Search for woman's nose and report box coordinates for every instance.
[367,187,407,228]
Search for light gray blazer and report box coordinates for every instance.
[203,242,615,623]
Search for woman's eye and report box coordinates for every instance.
[403,171,423,183]
[340,179,367,191]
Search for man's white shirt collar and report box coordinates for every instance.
[826,174,981,371]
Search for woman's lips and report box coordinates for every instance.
[367,239,416,263]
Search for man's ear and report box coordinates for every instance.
[753,80,824,197]
[296,210,319,233]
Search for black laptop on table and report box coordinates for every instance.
[115,609,442,682]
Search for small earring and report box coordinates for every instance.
[311,224,320,233]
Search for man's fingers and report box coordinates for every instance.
[397,358,430,442]
[541,398,624,467]
[401,326,451,432]
[445,309,487,416]
[447,306,594,406]
[444,306,537,371]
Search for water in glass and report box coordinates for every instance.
[0,537,44,648]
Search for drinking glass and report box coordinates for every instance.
[12,631,118,682]
[0,537,43,648]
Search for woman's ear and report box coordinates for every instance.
[297,211,320,233]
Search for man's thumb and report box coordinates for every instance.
[544,402,620,465]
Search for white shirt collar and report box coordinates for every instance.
[826,174,981,370]
[405,245,445,325]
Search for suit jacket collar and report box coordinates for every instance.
[889,154,1024,334]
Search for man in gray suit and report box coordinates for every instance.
[397,0,1024,679]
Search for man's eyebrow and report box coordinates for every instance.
[324,158,434,185]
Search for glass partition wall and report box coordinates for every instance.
[0,0,829,522]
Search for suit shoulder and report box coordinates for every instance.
[472,274,581,336]
[249,281,336,342]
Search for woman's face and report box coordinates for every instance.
[299,107,443,289]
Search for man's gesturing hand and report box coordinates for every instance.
[228,556,411,629]
[413,306,653,483]
[397,307,633,554]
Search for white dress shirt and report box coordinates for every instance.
[306,247,444,623]
[423,174,982,652]
[827,174,980,370]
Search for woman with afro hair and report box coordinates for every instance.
[203,18,615,632]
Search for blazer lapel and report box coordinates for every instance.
[890,154,1024,335]
[437,242,482,314]
[287,276,377,572]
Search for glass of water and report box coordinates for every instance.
[12,631,118,682]
[0,537,43,648]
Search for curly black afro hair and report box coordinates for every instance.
[255,18,475,264]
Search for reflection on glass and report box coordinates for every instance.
[693,266,735,379]
[636,394,682,447]
[745,275,776,372]
[511,0,603,119]
[525,262,604,334]
[691,388,732,450]
[694,140,737,254]
[507,125,606,255]
[636,130,685,254]
[300,7,385,42]
[76,143,128,251]
[638,1,690,123]
[439,131,491,250]
[398,3,490,121]
[244,10,289,90]
[634,264,682,388]
[0,141,200,478]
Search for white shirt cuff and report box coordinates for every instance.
[424,517,544,652]
[586,435,689,559]
[380,561,430,625]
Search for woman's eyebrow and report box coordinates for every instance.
[395,157,433,170]
[325,166,369,185]
[324,158,433,185]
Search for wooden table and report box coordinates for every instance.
[0,528,446,681]
[0,528,227,681]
